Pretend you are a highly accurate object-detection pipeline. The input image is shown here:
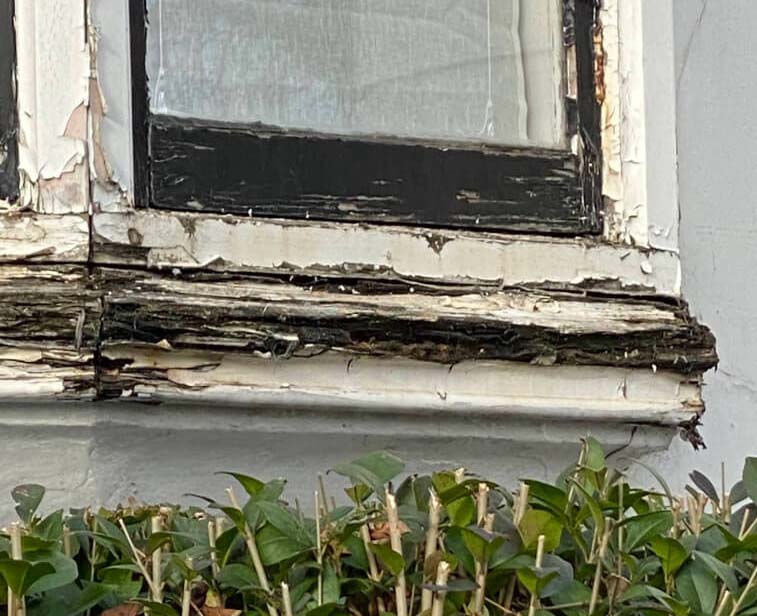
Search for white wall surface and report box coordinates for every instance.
[641,0,757,490]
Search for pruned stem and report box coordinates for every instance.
[430,561,450,616]
[9,523,23,616]
[118,518,160,600]
[227,487,278,616]
[528,535,546,616]
[474,513,495,615]
[181,557,193,616]
[386,491,408,616]
[421,491,442,614]
[315,491,323,607]
[505,483,530,610]
[208,520,219,578]
[589,521,612,615]
[360,522,387,614]
[282,582,294,616]
[151,515,164,603]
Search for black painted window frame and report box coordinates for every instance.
[130,0,602,235]
[0,0,18,203]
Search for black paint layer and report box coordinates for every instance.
[150,116,587,233]
[129,0,149,207]
[0,0,18,202]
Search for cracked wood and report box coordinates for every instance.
[98,269,717,373]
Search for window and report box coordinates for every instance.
[0,0,17,203]
[130,0,602,233]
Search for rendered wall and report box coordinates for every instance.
[641,0,757,489]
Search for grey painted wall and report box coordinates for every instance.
[642,0,757,489]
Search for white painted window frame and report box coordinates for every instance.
[0,0,703,453]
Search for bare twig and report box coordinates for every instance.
[208,519,219,578]
[151,515,164,603]
[181,558,193,616]
[421,491,442,614]
[590,521,612,615]
[118,519,160,599]
[315,491,323,607]
[360,521,387,614]
[227,487,278,616]
[282,582,294,616]
[386,491,408,616]
[9,523,23,616]
[430,561,450,616]
[527,535,546,616]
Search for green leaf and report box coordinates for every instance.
[524,480,568,516]
[0,559,55,595]
[628,458,674,504]
[217,563,259,590]
[689,470,719,503]
[649,536,688,578]
[621,511,674,552]
[676,559,717,615]
[33,510,63,542]
[517,566,559,596]
[583,437,606,472]
[332,452,404,497]
[744,458,757,504]
[323,562,340,604]
[255,501,314,547]
[256,524,311,565]
[692,550,739,593]
[368,542,405,576]
[519,510,563,552]
[460,527,488,563]
[53,581,114,616]
[26,552,78,593]
[11,485,45,525]
[217,472,265,496]
[447,496,475,527]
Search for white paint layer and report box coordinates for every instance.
[0,214,89,262]
[15,0,90,213]
[93,211,681,294]
[102,345,701,424]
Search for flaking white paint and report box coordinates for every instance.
[94,211,682,294]
[15,0,90,214]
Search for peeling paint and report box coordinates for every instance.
[15,1,90,214]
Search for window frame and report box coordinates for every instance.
[0,0,18,203]
[129,0,603,234]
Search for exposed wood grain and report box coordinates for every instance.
[0,265,98,399]
[149,115,587,233]
[0,214,89,262]
[98,268,716,372]
[92,211,680,293]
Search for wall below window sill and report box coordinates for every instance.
[0,394,692,523]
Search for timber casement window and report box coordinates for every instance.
[0,0,17,203]
[130,0,602,234]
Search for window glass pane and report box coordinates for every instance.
[146,0,564,147]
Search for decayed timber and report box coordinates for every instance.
[0,213,89,262]
[0,265,99,398]
[98,268,716,372]
[92,210,681,293]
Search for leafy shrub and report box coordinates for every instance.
[1,440,757,615]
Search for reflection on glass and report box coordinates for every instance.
[147,0,564,147]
